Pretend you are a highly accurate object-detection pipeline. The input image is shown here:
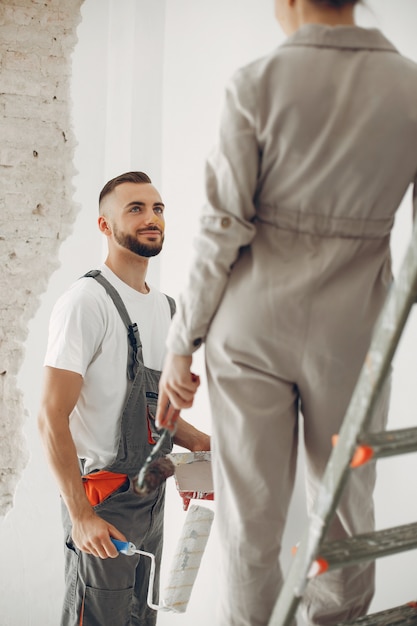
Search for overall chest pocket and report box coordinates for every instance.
[145,390,173,456]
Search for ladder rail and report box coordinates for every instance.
[268,220,417,626]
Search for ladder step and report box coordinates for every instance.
[309,522,417,576]
[333,428,417,468]
[356,427,417,464]
[335,601,417,626]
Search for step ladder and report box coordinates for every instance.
[268,217,417,626]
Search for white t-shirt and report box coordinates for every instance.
[44,264,173,473]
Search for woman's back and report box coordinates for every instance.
[227,25,417,238]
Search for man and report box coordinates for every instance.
[38,171,209,626]
[156,0,417,625]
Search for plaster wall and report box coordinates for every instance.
[0,0,82,520]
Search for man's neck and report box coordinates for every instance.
[104,254,150,294]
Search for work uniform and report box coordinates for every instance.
[166,25,417,626]
[45,267,174,626]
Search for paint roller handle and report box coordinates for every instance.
[111,538,136,556]
[111,539,160,611]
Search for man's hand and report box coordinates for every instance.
[71,509,127,559]
[156,352,200,429]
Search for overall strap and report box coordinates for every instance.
[166,294,176,319]
[83,270,141,380]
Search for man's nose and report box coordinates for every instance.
[144,209,158,224]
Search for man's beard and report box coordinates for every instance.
[113,225,164,258]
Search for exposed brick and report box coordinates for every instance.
[3,48,41,72]
[0,25,67,54]
[0,0,83,519]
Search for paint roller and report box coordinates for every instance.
[111,503,214,612]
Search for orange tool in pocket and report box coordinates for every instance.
[82,470,128,506]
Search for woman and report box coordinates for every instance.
[156,1,417,624]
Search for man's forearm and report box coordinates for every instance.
[38,410,93,522]
[173,416,211,452]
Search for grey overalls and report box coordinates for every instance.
[61,270,175,626]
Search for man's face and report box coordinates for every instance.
[104,182,165,258]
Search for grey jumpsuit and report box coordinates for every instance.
[166,25,417,626]
[61,271,174,626]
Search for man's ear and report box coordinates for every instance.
[98,215,112,235]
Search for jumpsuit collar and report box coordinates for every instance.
[281,24,398,53]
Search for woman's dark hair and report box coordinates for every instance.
[310,0,359,7]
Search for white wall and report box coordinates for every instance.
[1,1,417,624]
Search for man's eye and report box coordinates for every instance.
[130,206,141,212]
[154,207,164,215]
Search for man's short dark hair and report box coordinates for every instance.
[99,171,152,208]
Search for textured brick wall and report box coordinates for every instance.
[0,0,83,517]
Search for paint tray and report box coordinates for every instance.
[170,451,214,510]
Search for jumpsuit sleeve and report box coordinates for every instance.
[166,70,259,355]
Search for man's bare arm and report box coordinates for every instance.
[38,366,125,558]
[173,416,211,452]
